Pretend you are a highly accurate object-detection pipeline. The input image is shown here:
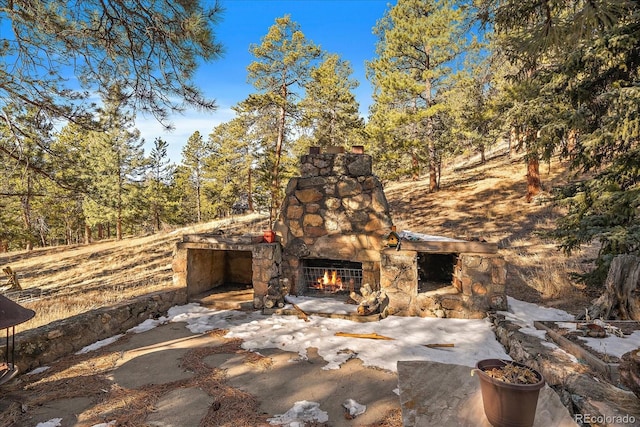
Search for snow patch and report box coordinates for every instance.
[76,335,123,354]
[267,400,329,426]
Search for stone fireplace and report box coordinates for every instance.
[273,149,392,297]
[172,147,508,318]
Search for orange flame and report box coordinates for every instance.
[313,270,343,292]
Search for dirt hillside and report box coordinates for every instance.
[1,150,596,334]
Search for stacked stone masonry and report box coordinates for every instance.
[274,152,394,294]
[173,149,509,318]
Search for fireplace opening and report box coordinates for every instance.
[418,253,458,293]
[186,249,253,300]
[302,259,363,296]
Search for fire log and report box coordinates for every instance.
[351,286,389,317]
[292,303,310,322]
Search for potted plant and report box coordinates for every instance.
[473,359,545,427]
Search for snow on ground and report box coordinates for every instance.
[35,419,62,427]
[68,295,640,375]
[76,334,124,354]
[40,296,640,427]
[500,297,640,361]
[27,366,51,375]
[398,230,464,242]
[267,400,329,426]
[552,321,640,360]
[581,331,640,359]
[165,300,510,371]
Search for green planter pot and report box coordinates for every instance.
[475,359,545,427]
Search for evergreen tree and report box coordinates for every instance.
[246,14,322,227]
[299,53,365,148]
[1,0,223,136]
[233,100,287,215]
[446,49,500,163]
[0,105,53,249]
[479,0,640,283]
[146,137,174,232]
[180,131,208,223]
[204,117,257,217]
[366,0,468,188]
[82,86,145,240]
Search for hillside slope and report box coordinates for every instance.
[385,151,595,310]
[1,151,595,333]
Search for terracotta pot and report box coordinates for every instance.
[475,359,545,427]
[263,230,276,243]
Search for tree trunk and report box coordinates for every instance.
[525,156,541,202]
[84,225,92,244]
[196,177,202,223]
[271,85,287,228]
[428,142,438,192]
[620,348,640,399]
[247,167,254,212]
[117,218,122,240]
[579,255,640,321]
[567,129,578,161]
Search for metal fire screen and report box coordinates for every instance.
[302,259,363,295]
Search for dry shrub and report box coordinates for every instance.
[519,254,579,300]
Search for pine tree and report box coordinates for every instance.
[204,118,257,217]
[1,0,223,135]
[180,131,208,223]
[366,0,467,189]
[82,85,145,240]
[299,53,364,148]
[146,137,174,232]
[246,14,322,227]
[480,0,640,283]
[0,105,54,249]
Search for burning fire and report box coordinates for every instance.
[313,270,344,292]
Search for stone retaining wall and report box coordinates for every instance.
[490,312,640,424]
[3,289,186,374]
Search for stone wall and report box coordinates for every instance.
[274,152,393,294]
[251,243,282,308]
[3,289,186,374]
[381,250,508,319]
[172,235,281,308]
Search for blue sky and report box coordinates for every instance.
[136,0,391,163]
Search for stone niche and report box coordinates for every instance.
[273,151,394,294]
[380,239,508,319]
[172,234,281,302]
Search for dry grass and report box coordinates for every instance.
[0,150,602,427]
[0,151,600,329]
[385,150,597,314]
[2,214,268,333]
[0,149,601,327]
